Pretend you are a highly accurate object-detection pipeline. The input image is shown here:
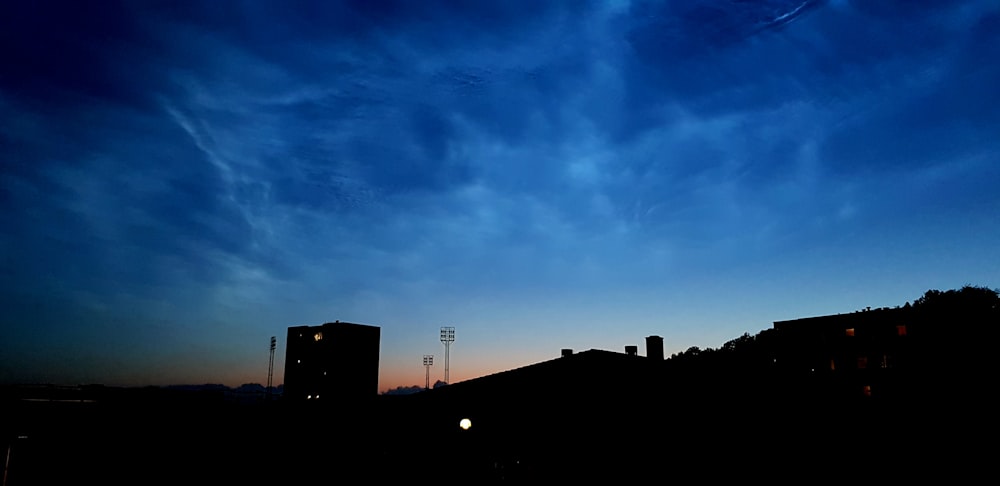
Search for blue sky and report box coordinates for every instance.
[2,0,999,391]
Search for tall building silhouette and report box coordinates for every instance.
[283,321,380,402]
[646,335,664,360]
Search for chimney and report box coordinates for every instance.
[625,345,638,356]
[561,348,573,357]
[646,335,664,360]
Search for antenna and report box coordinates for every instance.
[440,327,455,384]
[267,336,276,400]
[423,355,434,390]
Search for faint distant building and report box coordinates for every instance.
[283,321,381,402]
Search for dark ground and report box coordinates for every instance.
[2,383,990,485]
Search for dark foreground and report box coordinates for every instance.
[2,383,991,485]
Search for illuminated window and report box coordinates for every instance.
[830,359,836,371]
[297,359,301,364]
[897,325,907,336]
[857,356,867,369]
[881,354,889,368]
[863,385,872,397]
[845,328,855,337]
[314,332,323,341]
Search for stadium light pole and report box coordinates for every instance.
[267,336,276,400]
[440,327,455,384]
[423,355,434,390]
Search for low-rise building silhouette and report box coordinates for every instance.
[770,287,997,401]
[774,308,910,372]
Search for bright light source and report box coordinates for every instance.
[459,418,472,430]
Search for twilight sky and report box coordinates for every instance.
[2,0,999,392]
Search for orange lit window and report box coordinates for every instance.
[896,325,907,336]
[829,359,836,371]
[845,328,855,337]
[857,356,867,369]
[314,332,323,341]
[863,385,872,397]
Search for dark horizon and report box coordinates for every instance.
[4,285,995,483]
[5,284,995,394]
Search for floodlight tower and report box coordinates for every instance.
[267,336,276,400]
[440,326,455,384]
[423,355,434,390]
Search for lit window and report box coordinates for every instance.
[314,332,323,341]
[863,385,872,397]
[845,328,855,337]
[830,359,836,371]
[881,354,889,368]
[897,325,907,336]
[307,395,312,399]
[297,359,301,364]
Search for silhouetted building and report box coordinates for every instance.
[625,345,638,356]
[770,306,946,401]
[645,335,664,360]
[773,309,910,376]
[283,321,380,402]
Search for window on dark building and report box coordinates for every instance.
[845,328,855,337]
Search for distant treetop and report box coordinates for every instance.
[911,285,999,310]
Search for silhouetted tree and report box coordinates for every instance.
[721,332,753,352]
[912,285,999,310]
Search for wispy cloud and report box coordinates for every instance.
[2,0,998,388]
